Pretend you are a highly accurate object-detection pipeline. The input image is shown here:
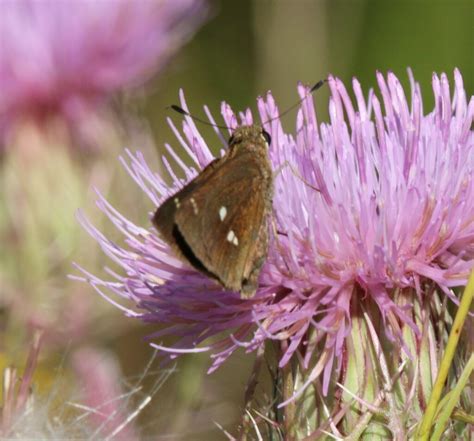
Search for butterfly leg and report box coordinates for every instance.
[273,160,320,192]
[240,216,270,298]
[269,212,298,277]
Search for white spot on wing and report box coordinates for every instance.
[226,230,239,246]
[174,198,180,208]
[190,197,198,215]
[219,206,227,221]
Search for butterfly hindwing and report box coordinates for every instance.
[152,156,223,266]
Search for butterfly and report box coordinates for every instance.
[153,124,273,298]
[153,80,325,297]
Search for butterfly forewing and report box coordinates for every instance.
[174,150,272,292]
[153,124,273,297]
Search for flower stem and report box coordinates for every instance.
[281,343,297,440]
[238,345,265,441]
[416,270,474,440]
[430,353,474,440]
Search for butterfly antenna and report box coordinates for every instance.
[169,79,326,131]
[167,105,229,130]
[263,78,327,125]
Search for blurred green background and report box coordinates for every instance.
[147,0,472,159]
[1,0,472,439]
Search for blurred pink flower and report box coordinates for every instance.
[77,70,473,400]
[0,334,157,439]
[0,0,208,145]
[73,347,139,441]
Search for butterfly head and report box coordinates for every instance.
[228,124,271,150]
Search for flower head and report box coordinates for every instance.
[78,70,473,400]
[0,0,207,145]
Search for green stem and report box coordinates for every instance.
[416,270,474,440]
[239,345,265,441]
[430,353,474,441]
[281,343,297,440]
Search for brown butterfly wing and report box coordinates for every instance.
[174,150,272,293]
[152,156,224,267]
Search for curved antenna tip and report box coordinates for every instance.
[310,79,327,93]
[168,104,188,115]
[167,103,229,130]
[263,78,327,125]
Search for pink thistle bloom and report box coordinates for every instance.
[77,70,473,400]
[0,0,207,145]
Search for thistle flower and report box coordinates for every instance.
[0,0,207,147]
[78,70,473,437]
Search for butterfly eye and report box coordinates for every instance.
[262,130,271,145]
